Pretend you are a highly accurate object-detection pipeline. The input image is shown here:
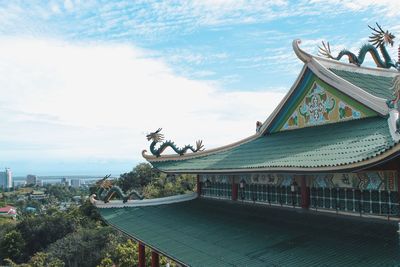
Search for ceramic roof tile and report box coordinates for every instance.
[98,198,400,267]
[151,117,396,172]
[329,68,394,99]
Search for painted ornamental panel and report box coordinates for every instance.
[282,81,365,131]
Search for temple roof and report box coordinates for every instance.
[98,198,400,267]
[143,40,400,173]
[329,69,394,99]
[150,116,396,173]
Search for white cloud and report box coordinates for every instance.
[308,0,400,17]
[0,38,284,163]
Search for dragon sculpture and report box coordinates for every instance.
[144,128,204,157]
[387,75,400,138]
[319,23,400,70]
[93,175,143,203]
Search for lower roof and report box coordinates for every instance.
[99,198,399,267]
[150,116,397,173]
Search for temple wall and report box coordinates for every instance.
[198,171,400,216]
[200,171,398,191]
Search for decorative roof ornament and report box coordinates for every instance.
[387,75,400,109]
[91,175,144,203]
[143,128,204,157]
[319,23,400,70]
[386,74,400,142]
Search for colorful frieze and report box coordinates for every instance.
[311,171,398,191]
[200,174,229,183]
[202,171,398,191]
[338,101,361,120]
[281,81,371,131]
[249,173,294,186]
[313,174,333,188]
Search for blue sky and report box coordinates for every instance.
[1,0,399,176]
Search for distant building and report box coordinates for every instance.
[71,179,81,188]
[0,205,17,217]
[36,180,43,187]
[26,174,37,185]
[61,177,70,186]
[29,190,47,200]
[0,168,12,190]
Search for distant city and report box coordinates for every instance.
[0,167,117,190]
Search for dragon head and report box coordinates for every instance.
[146,128,164,143]
[369,23,395,47]
[96,174,113,189]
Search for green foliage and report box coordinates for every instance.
[143,173,196,198]
[0,230,25,262]
[97,257,113,267]
[0,162,186,266]
[16,211,78,258]
[79,199,104,224]
[28,252,64,267]
[46,184,88,202]
[111,239,137,267]
[4,252,64,267]
[118,163,159,192]
[46,227,118,267]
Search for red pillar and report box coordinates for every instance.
[196,175,201,197]
[138,242,145,267]
[397,168,400,209]
[232,182,238,201]
[151,251,159,267]
[300,175,310,209]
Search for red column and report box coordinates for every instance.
[138,242,145,267]
[232,182,238,201]
[300,175,310,209]
[397,168,400,209]
[151,251,159,267]
[196,175,201,197]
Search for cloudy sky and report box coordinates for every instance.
[1,0,400,176]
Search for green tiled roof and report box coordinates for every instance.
[98,198,400,267]
[329,68,394,99]
[151,117,396,172]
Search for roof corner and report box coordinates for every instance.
[292,39,312,63]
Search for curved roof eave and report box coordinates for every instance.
[142,132,261,162]
[156,143,400,174]
[143,39,392,164]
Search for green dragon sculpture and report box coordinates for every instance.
[319,23,400,70]
[94,175,143,203]
[145,128,204,157]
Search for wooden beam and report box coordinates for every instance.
[232,182,238,201]
[300,175,310,209]
[196,175,201,197]
[138,242,145,267]
[151,251,160,267]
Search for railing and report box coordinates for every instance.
[201,183,302,207]
[310,187,400,216]
[238,184,301,207]
[200,182,231,199]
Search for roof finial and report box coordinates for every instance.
[145,128,204,157]
[319,23,399,70]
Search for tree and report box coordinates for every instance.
[118,163,160,192]
[46,227,120,267]
[27,252,64,267]
[16,211,77,257]
[0,230,25,263]
[97,257,113,267]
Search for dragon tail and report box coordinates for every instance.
[319,41,359,65]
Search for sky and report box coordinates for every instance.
[1,0,400,176]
